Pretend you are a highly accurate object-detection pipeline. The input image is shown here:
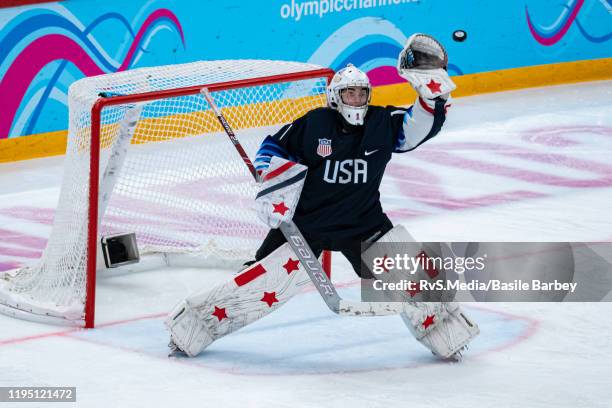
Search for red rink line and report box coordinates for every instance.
[0,312,166,347]
[34,297,540,377]
[0,327,76,346]
[0,286,539,376]
[466,304,540,358]
[0,280,386,348]
[0,284,339,349]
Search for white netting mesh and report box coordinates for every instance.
[0,60,330,324]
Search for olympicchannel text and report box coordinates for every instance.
[279,0,419,22]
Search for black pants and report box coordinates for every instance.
[254,218,393,279]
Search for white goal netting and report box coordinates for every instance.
[0,60,331,325]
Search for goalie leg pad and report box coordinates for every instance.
[164,243,311,357]
[361,224,453,302]
[361,224,479,358]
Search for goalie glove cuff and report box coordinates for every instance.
[418,95,451,115]
[256,157,308,229]
[400,68,456,100]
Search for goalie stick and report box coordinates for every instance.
[201,88,405,316]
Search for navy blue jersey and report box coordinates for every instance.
[254,102,445,246]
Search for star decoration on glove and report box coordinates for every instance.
[212,306,228,321]
[426,79,442,94]
[261,291,279,307]
[283,258,300,274]
[422,314,436,329]
[272,202,290,216]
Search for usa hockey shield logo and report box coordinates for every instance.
[317,138,332,158]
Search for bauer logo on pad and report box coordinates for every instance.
[316,138,332,158]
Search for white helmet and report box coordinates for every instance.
[327,64,371,126]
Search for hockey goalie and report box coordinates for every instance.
[165,34,479,361]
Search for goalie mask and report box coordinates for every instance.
[327,64,371,126]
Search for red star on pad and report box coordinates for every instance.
[272,202,290,216]
[261,291,279,307]
[426,79,442,94]
[422,314,436,329]
[212,306,227,321]
[283,258,300,274]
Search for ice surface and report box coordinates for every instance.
[0,80,611,407]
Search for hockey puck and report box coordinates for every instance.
[452,30,467,42]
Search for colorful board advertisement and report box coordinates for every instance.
[0,0,610,140]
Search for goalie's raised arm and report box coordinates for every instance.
[393,33,454,153]
[397,33,456,100]
[393,95,450,153]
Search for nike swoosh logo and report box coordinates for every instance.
[364,149,379,156]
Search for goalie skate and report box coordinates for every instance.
[402,301,480,360]
[167,338,188,358]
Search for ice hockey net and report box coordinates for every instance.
[0,60,334,327]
